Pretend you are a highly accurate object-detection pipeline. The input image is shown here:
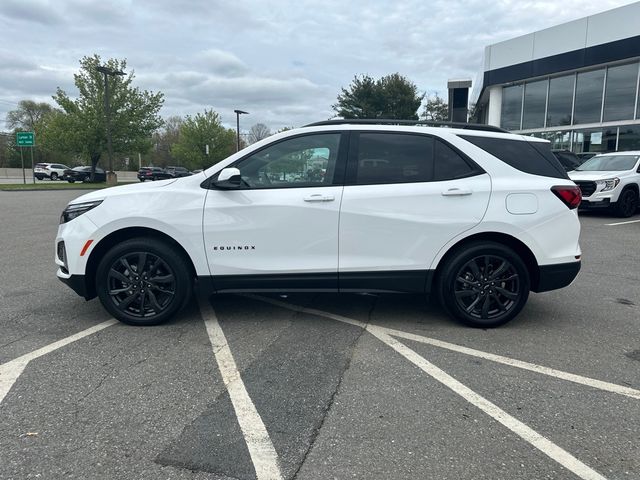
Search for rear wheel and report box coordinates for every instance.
[50,172,58,181]
[96,238,193,326]
[437,242,530,328]
[614,188,638,218]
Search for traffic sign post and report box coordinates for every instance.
[16,132,35,184]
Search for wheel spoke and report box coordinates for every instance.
[137,252,147,274]
[108,287,130,295]
[490,260,508,279]
[150,274,174,283]
[147,289,163,313]
[119,291,140,309]
[139,290,147,313]
[120,257,135,274]
[495,286,518,300]
[109,269,130,284]
[147,258,162,277]
[491,293,507,311]
[468,260,481,279]
[455,289,477,298]
[481,295,491,319]
[499,274,519,282]
[150,285,175,295]
[465,295,482,313]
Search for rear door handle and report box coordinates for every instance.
[304,194,335,202]
[441,187,472,196]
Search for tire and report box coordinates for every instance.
[152,176,157,181]
[613,188,638,218]
[96,238,193,326]
[437,242,530,328]
[51,172,58,181]
[68,179,75,183]
[139,178,145,182]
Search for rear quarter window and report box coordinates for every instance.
[459,135,569,179]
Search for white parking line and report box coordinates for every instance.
[375,327,640,400]
[367,326,607,480]
[198,297,283,480]
[606,219,640,226]
[249,294,640,400]
[0,319,118,404]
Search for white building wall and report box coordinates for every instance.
[487,86,502,127]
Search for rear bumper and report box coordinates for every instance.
[534,261,581,292]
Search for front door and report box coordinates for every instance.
[203,132,346,290]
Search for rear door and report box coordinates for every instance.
[338,131,491,292]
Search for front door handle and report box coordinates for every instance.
[441,187,472,196]
[304,194,335,202]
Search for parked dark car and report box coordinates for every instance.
[575,152,598,162]
[138,167,172,182]
[165,166,192,178]
[64,166,106,183]
[552,150,583,172]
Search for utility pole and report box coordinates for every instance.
[97,65,126,185]
[234,109,249,152]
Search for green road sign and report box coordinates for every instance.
[16,131,35,147]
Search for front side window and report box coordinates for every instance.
[354,133,433,185]
[234,133,341,188]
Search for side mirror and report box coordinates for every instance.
[214,167,242,189]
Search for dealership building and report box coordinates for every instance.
[472,2,640,153]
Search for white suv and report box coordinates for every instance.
[569,152,640,217]
[55,121,582,328]
[34,163,71,181]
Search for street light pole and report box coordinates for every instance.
[234,109,249,152]
[97,65,126,185]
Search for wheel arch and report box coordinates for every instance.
[430,232,540,292]
[83,226,197,299]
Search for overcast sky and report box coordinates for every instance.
[0,0,636,132]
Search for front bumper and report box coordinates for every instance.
[579,198,611,209]
[534,261,581,292]
[57,269,90,299]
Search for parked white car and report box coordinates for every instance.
[55,121,582,328]
[569,152,640,217]
[34,162,71,181]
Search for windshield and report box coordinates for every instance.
[576,155,639,171]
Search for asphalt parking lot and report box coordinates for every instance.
[1,190,639,480]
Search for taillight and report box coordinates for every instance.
[551,185,581,209]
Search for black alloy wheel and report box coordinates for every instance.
[96,238,192,325]
[614,189,638,218]
[438,242,530,328]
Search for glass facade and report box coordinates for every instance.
[573,69,605,125]
[501,61,639,130]
[603,63,638,121]
[572,128,617,153]
[501,84,523,130]
[546,75,575,127]
[522,80,547,129]
[618,125,640,151]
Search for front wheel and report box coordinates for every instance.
[50,172,58,181]
[437,242,530,328]
[614,189,638,218]
[96,238,193,326]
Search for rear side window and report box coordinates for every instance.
[355,133,433,184]
[460,135,569,179]
[434,140,479,181]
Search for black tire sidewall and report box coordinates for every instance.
[96,238,192,326]
[438,242,530,328]
[51,173,58,180]
[615,189,638,218]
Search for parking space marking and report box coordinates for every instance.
[250,295,640,400]
[0,319,118,404]
[605,219,640,226]
[367,326,608,480]
[250,295,611,479]
[375,327,640,400]
[199,297,283,480]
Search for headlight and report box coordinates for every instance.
[60,200,103,224]
[596,178,620,192]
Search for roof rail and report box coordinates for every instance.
[303,119,508,133]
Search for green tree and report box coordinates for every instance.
[421,94,449,121]
[332,73,424,120]
[172,110,236,171]
[47,54,164,179]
